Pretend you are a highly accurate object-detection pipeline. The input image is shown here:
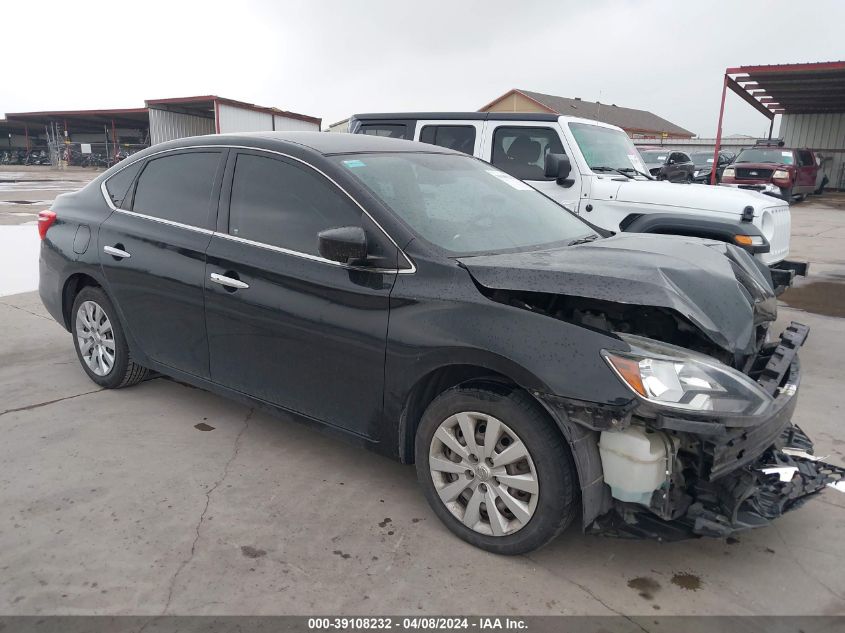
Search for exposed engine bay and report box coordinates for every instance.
[480,288,743,366]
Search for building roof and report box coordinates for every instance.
[145,95,321,125]
[726,61,845,115]
[480,89,695,137]
[2,107,150,132]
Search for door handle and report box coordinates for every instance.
[104,245,131,259]
[210,272,249,290]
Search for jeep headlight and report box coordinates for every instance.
[772,169,790,179]
[603,334,773,416]
[723,167,735,178]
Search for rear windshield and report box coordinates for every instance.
[638,150,669,162]
[690,152,715,165]
[333,152,596,255]
[735,148,794,165]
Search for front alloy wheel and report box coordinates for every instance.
[429,412,539,536]
[416,386,578,555]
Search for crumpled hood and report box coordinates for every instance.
[610,178,779,214]
[458,233,777,356]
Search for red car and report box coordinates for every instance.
[721,142,818,201]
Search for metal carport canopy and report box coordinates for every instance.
[711,61,845,183]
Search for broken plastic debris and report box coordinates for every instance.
[760,466,798,482]
[782,448,828,461]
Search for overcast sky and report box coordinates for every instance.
[2,0,843,137]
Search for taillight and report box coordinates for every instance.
[37,210,57,240]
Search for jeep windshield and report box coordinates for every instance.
[568,122,650,177]
[735,148,794,165]
[334,152,597,255]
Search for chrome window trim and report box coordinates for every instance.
[100,144,416,274]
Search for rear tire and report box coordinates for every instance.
[71,286,149,389]
[415,385,578,555]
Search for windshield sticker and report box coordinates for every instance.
[781,151,791,157]
[628,154,646,171]
[486,169,532,190]
[342,159,366,168]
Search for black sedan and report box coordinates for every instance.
[690,150,735,184]
[38,132,834,553]
[638,148,696,182]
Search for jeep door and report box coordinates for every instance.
[480,122,582,209]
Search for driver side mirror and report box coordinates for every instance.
[544,153,571,183]
[317,226,368,264]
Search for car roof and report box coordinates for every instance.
[353,112,560,122]
[225,131,459,155]
[143,130,461,157]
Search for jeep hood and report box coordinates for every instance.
[605,178,781,215]
[458,233,777,356]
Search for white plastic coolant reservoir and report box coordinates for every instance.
[599,427,673,506]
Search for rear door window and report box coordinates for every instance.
[132,152,221,228]
[104,160,143,209]
[359,124,409,139]
[419,125,476,154]
[491,127,564,180]
[227,153,363,257]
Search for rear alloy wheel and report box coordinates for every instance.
[416,386,577,554]
[71,286,149,389]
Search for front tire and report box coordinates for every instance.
[71,286,149,389]
[415,385,578,555]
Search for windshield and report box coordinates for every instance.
[638,150,669,163]
[690,152,715,166]
[334,153,596,255]
[568,122,647,173]
[735,148,794,165]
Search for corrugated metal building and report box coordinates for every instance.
[146,96,321,144]
[780,112,845,190]
[1,96,322,157]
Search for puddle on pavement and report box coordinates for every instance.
[627,576,661,600]
[670,572,702,591]
[780,280,845,318]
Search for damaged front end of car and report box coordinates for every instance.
[585,322,844,540]
[460,234,843,540]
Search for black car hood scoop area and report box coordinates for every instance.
[458,233,776,356]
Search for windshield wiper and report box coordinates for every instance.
[568,234,601,246]
[616,166,655,181]
[592,166,633,179]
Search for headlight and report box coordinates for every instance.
[722,167,735,178]
[694,170,701,177]
[773,169,790,180]
[603,334,773,416]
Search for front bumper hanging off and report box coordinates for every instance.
[590,322,845,540]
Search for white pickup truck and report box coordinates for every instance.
[349,112,806,287]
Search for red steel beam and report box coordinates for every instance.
[726,75,775,120]
[711,75,728,186]
[726,61,845,74]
